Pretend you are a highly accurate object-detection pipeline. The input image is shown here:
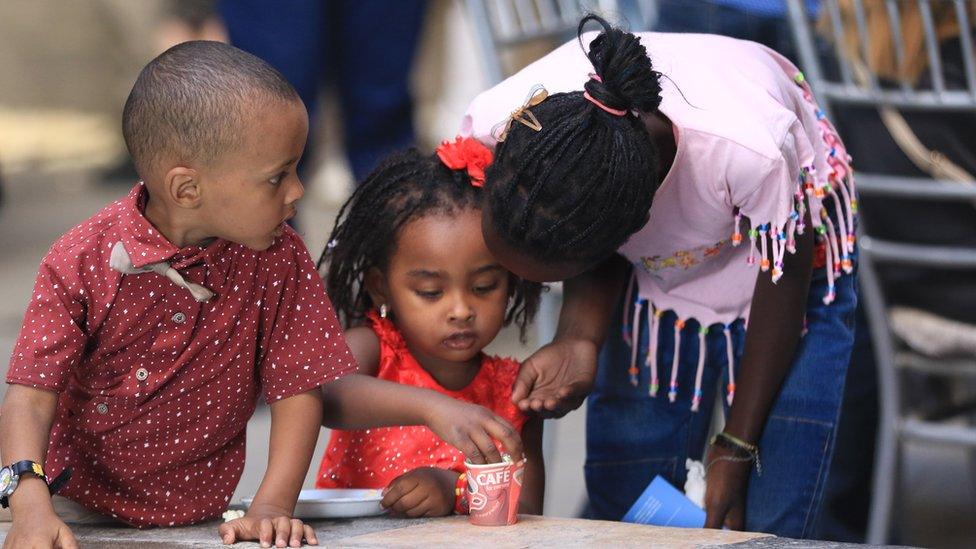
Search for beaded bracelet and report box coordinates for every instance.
[454,472,469,515]
[710,432,762,476]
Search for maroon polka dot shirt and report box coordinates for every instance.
[6,184,356,527]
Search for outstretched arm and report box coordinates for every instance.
[511,254,631,418]
[321,327,523,464]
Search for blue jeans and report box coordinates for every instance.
[218,0,426,180]
[585,252,858,538]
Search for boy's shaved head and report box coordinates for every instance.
[122,40,300,180]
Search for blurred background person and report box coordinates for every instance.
[218,0,428,185]
[654,0,821,62]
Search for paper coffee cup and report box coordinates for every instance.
[464,458,525,526]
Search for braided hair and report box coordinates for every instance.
[318,148,543,341]
[484,14,663,266]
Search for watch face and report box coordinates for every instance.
[0,467,12,495]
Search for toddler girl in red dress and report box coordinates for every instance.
[315,137,545,517]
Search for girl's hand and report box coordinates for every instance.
[424,397,523,464]
[510,338,598,418]
[218,502,317,548]
[702,445,750,530]
[381,467,458,517]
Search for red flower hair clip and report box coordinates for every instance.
[436,136,493,187]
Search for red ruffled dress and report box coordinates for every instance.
[315,312,526,488]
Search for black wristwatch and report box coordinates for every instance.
[0,461,72,508]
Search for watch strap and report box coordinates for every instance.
[47,467,72,496]
[0,463,72,508]
[10,460,44,479]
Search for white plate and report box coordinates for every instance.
[242,488,386,519]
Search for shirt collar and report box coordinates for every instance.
[119,183,227,269]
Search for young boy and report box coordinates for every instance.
[0,41,521,548]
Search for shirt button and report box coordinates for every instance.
[96,403,109,415]
[135,368,149,382]
[171,312,187,324]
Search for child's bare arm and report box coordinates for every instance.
[0,384,77,548]
[218,388,322,547]
[322,375,522,465]
[517,416,545,515]
[342,326,380,376]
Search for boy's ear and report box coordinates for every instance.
[163,166,202,208]
[364,267,389,309]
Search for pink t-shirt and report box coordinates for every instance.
[461,32,855,329]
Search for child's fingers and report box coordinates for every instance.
[218,519,247,545]
[403,494,432,518]
[287,518,304,547]
[510,365,537,405]
[274,516,292,547]
[457,436,486,464]
[56,527,80,549]
[388,486,428,516]
[381,475,419,509]
[468,429,503,464]
[259,518,274,548]
[303,524,319,546]
[486,415,523,459]
[218,521,235,544]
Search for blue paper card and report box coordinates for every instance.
[621,475,706,528]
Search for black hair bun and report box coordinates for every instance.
[579,14,662,114]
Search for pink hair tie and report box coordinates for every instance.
[584,73,628,117]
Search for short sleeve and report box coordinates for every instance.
[727,129,807,283]
[7,253,89,392]
[733,139,802,240]
[257,229,356,403]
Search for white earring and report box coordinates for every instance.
[379,304,389,318]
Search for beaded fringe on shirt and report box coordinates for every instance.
[622,71,857,412]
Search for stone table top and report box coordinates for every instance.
[0,515,896,548]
